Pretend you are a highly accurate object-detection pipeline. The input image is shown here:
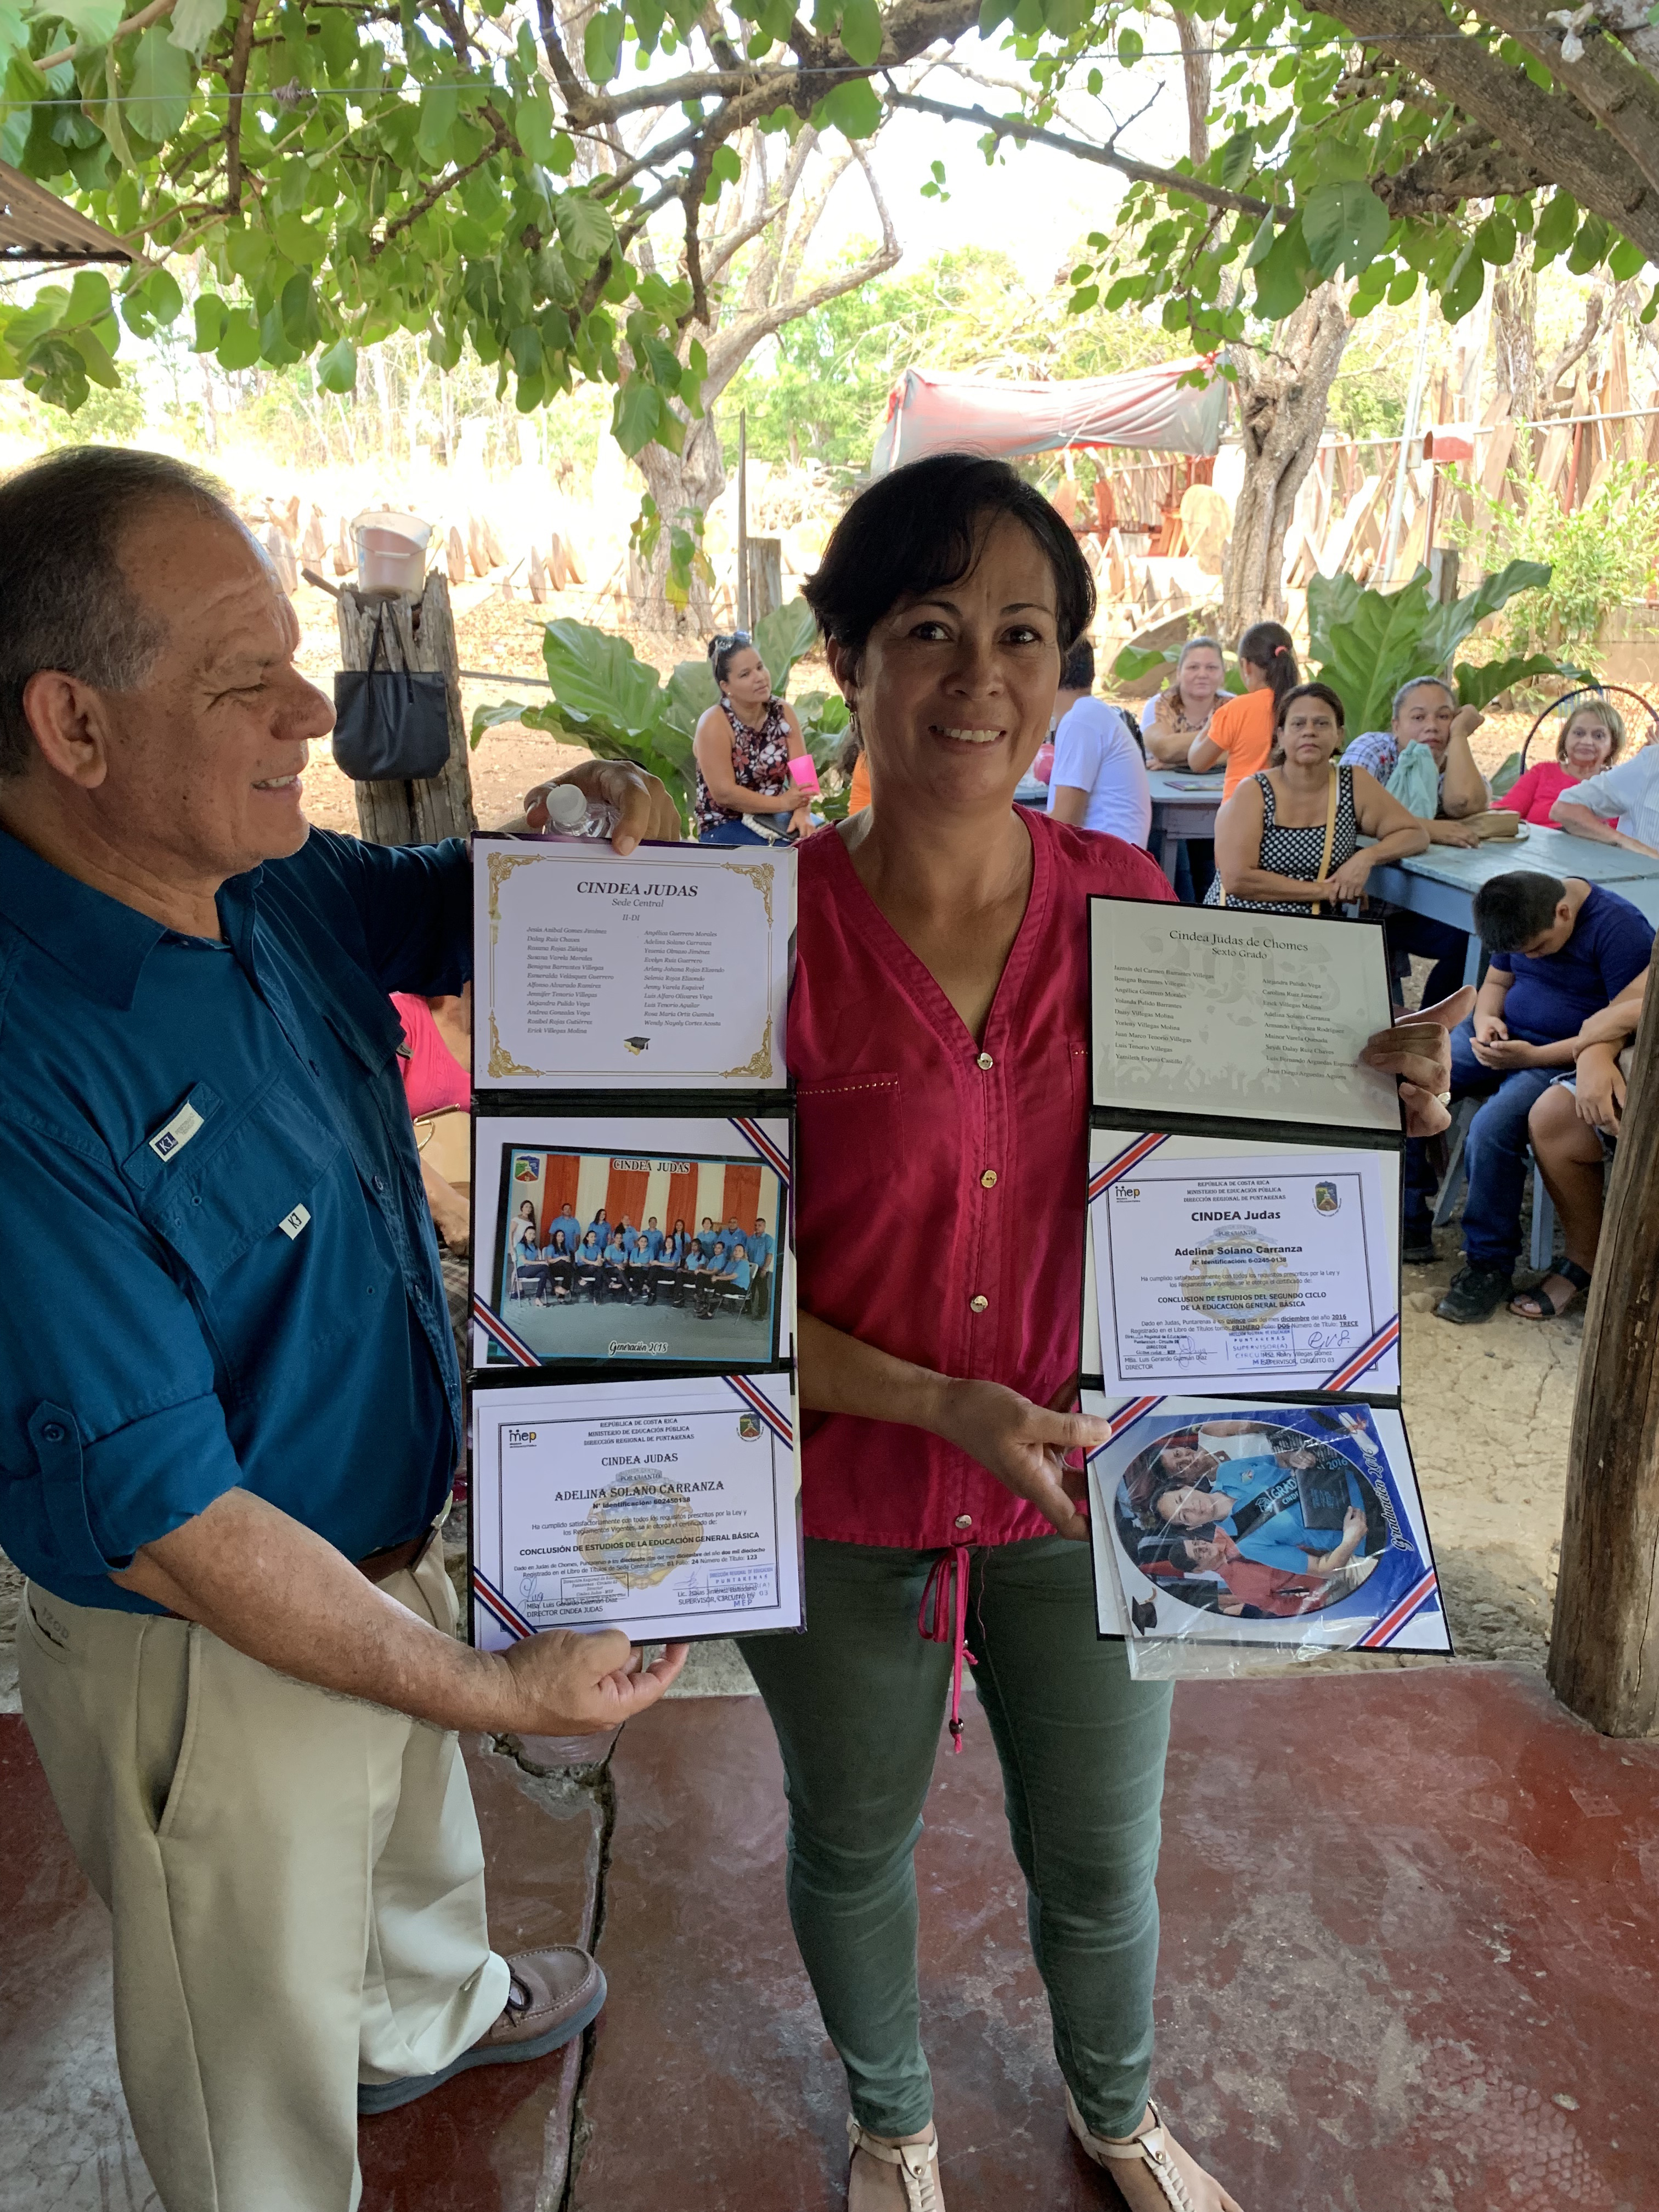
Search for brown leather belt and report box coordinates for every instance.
[356,1527,438,1584]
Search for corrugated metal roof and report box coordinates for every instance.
[0,161,132,264]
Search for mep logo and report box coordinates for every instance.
[1113,1186,1142,1201]
[506,1428,539,1447]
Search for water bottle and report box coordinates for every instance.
[540,783,619,840]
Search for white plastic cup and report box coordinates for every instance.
[352,509,433,596]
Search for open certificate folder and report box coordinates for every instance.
[471,1372,803,1647]
[1084,900,1443,1665]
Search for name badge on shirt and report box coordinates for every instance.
[148,1099,204,1162]
[279,1204,312,1241]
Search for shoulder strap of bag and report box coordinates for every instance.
[1308,765,1340,918]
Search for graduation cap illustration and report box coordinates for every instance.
[623,1036,650,1055]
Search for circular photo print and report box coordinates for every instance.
[1114,1416,1389,1624]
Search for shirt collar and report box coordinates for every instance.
[0,824,263,1012]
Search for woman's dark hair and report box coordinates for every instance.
[551,1231,567,1249]
[804,453,1095,661]
[517,1199,535,1218]
[1268,680,1348,765]
[1237,620,1299,708]
[707,629,755,687]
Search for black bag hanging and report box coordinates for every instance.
[332,605,450,782]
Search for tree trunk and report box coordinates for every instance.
[336,570,475,844]
[631,413,726,636]
[1172,10,1212,167]
[1221,285,1352,635]
[1493,263,1539,420]
[1548,988,1659,1736]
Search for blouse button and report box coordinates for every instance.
[980,1169,998,1189]
[970,1294,989,1313]
[976,1052,994,1070]
[955,1514,973,1531]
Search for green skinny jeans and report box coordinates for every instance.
[740,1535,1173,2140]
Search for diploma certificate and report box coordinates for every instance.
[475,837,793,1092]
[471,1373,802,1647]
[1090,1139,1398,1395]
[1082,1393,1448,1658]
[1090,899,1399,1133]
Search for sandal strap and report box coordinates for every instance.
[1065,2091,1199,2212]
[1556,1258,1593,1291]
[846,2118,941,2210]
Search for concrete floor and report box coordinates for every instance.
[4,1664,1656,2211]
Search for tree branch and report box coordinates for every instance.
[40,0,173,74]
[223,0,259,217]
[1373,120,1553,216]
[1476,0,1659,198]
[883,88,1282,218]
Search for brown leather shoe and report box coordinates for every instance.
[358,1948,606,2114]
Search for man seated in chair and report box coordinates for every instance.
[1404,871,1652,1322]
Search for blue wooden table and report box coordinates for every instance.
[1366,823,1659,983]
[1146,765,1226,881]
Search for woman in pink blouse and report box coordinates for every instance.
[742,455,1239,2212]
[1497,697,1626,826]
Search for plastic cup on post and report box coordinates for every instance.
[787,755,821,794]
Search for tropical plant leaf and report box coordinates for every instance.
[753,596,818,695]
[1488,749,1525,798]
[795,687,849,766]
[663,656,718,738]
[1306,568,1438,738]
[1420,559,1553,667]
[469,697,562,748]
[541,618,668,742]
[1111,642,1175,684]
[1454,653,1583,712]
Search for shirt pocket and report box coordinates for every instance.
[122,1071,343,1288]
[795,1073,905,1201]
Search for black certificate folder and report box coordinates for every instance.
[1084,899,1404,1408]
[470,1102,794,1380]
[1088,897,1403,1150]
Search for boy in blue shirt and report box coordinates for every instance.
[1405,871,1653,1320]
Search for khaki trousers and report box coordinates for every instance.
[16,1541,511,2212]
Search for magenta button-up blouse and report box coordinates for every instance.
[791,808,1176,1550]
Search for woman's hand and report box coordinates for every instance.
[518,761,681,852]
[928,1378,1108,1541]
[1428,818,1481,848]
[1359,986,1476,1136]
[1322,853,1374,905]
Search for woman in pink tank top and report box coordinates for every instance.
[744,455,1245,2212]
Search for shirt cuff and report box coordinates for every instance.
[35,1394,245,1578]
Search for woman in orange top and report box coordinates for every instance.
[1188,620,1300,798]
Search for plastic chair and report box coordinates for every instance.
[1430,1097,1556,1271]
[1517,684,1659,770]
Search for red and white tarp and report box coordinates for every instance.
[871,362,1228,476]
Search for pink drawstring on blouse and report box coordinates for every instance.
[918,1548,977,1752]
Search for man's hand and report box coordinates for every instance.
[499,1629,688,1734]
[1471,1035,1538,1070]
[929,1377,1103,1541]
[1429,819,1481,848]
[1361,986,1475,1136]
[1575,1042,1625,1132]
[517,761,681,853]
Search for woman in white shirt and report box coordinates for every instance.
[1044,637,1153,846]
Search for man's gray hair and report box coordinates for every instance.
[0,444,240,780]
[1391,674,1455,723]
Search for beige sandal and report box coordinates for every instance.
[846,2117,943,2210]
[1066,2087,1198,2210]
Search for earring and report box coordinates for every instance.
[848,706,861,747]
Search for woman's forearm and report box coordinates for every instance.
[1218,867,1338,904]
[1364,824,1430,865]
[798,1309,952,1435]
[1188,735,1222,771]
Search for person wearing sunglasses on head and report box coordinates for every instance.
[693,630,817,845]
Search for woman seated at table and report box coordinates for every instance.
[540,1228,574,1305]
[1187,621,1299,798]
[1499,697,1626,827]
[573,1230,603,1302]
[1207,682,1427,913]
[1141,635,1234,766]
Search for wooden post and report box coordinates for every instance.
[736,409,749,633]
[746,537,783,624]
[335,568,476,845]
[1548,982,1659,1736]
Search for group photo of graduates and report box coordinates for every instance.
[483,1138,786,1369]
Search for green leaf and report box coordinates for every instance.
[1421,559,1553,666]
[191,291,226,352]
[753,596,818,695]
[584,6,624,83]
[1609,234,1644,281]
[415,83,459,165]
[1252,213,1314,318]
[611,374,661,454]
[1219,131,1253,192]
[1117,25,1142,64]
[1307,568,1436,740]
[216,306,262,370]
[1111,642,1175,684]
[1471,211,1515,266]
[315,336,357,392]
[1533,190,1578,267]
[470,698,561,748]
[516,90,556,163]
[1454,653,1581,714]
[553,190,614,268]
[166,0,225,55]
[539,619,695,814]
[838,0,881,64]
[1566,212,1610,274]
[816,75,881,139]
[128,22,191,140]
[1300,180,1389,280]
[42,0,121,46]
